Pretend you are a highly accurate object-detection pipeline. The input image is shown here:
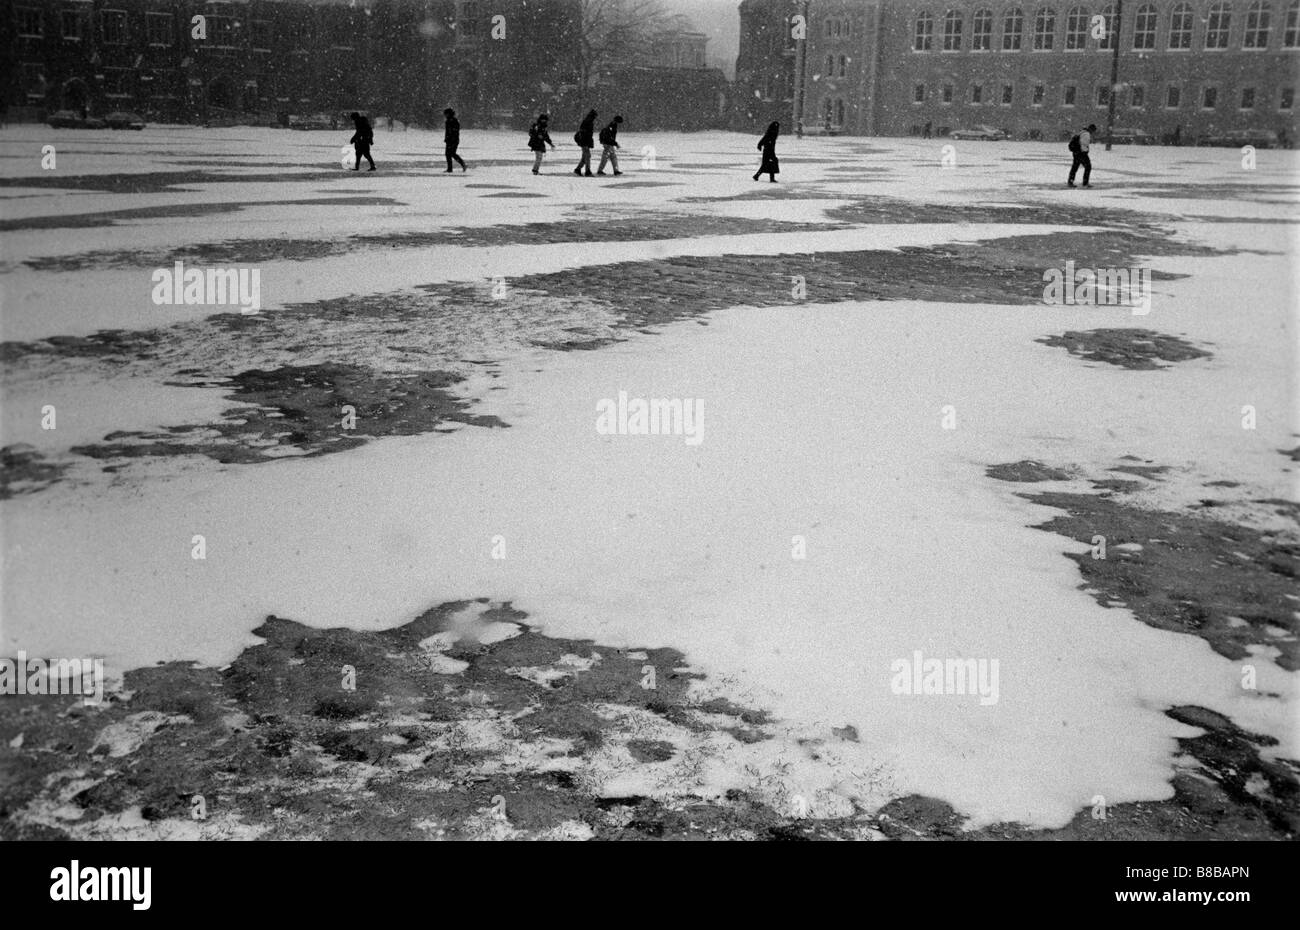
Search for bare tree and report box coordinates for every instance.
[576,0,692,93]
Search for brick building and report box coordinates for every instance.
[738,0,1299,140]
[1,0,580,126]
[734,0,798,126]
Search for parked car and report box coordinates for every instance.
[105,111,146,130]
[288,113,338,131]
[1107,126,1154,145]
[45,109,106,129]
[1198,128,1280,149]
[949,125,1010,141]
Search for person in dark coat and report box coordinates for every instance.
[349,112,375,171]
[573,109,597,176]
[596,115,623,176]
[754,121,779,182]
[444,108,466,172]
[528,113,555,174]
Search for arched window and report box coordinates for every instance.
[1133,4,1158,47]
[1206,2,1232,48]
[1033,7,1056,49]
[972,9,993,48]
[1244,1,1272,46]
[943,10,964,49]
[1286,0,1299,46]
[1003,7,1025,48]
[1065,6,1090,48]
[1168,2,1194,48]
[915,12,934,50]
[1097,4,1116,48]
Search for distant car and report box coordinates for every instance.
[288,113,337,131]
[1107,126,1154,145]
[1198,128,1280,149]
[46,109,106,129]
[105,111,146,130]
[949,125,1010,141]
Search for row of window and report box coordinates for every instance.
[14,7,278,49]
[822,54,852,77]
[914,2,1299,52]
[912,78,1294,110]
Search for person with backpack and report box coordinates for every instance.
[573,110,597,176]
[596,115,624,176]
[528,113,555,174]
[444,108,467,173]
[753,121,780,182]
[349,112,375,171]
[1067,123,1096,188]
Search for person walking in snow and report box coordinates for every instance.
[754,121,780,182]
[573,109,597,176]
[596,115,623,176]
[349,112,375,171]
[444,108,467,173]
[1067,123,1096,188]
[528,113,555,174]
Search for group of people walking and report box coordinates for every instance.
[352,110,1095,189]
[348,108,778,181]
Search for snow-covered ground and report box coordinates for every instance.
[1,126,1296,830]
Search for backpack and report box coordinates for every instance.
[1068,134,1081,153]
[529,124,541,145]
[599,124,615,146]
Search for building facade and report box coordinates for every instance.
[734,0,799,126]
[1,0,581,126]
[738,0,1299,139]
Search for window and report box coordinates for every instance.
[1096,84,1110,106]
[1133,4,1157,48]
[942,83,954,103]
[824,99,833,122]
[1165,85,1182,107]
[146,12,174,46]
[62,8,89,40]
[1206,2,1232,48]
[16,6,43,37]
[1033,83,1046,104]
[20,62,46,100]
[460,1,481,37]
[1202,86,1218,108]
[1130,84,1145,106]
[209,15,236,46]
[1065,6,1089,48]
[251,19,272,51]
[973,9,993,48]
[943,10,963,50]
[1168,2,1194,48]
[1240,86,1256,107]
[1097,4,1116,48]
[1002,83,1014,104]
[972,83,984,104]
[835,99,845,124]
[914,83,927,103]
[100,9,127,44]
[1281,86,1294,108]
[834,19,843,37]
[1003,8,1024,48]
[825,18,833,37]
[1244,1,1271,46]
[915,12,934,50]
[1287,0,1299,45]
[838,54,847,77]
[1064,84,1077,105]
[825,54,834,75]
[1033,7,1056,49]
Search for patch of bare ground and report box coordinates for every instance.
[1037,329,1212,369]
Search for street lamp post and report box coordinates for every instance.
[1105,0,1123,151]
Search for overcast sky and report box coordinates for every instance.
[662,0,741,77]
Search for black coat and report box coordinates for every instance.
[598,121,620,147]
[528,121,552,152]
[445,116,460,145]
[350,118,373,148]
[575,114,596,148]
[757,132,779,174]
